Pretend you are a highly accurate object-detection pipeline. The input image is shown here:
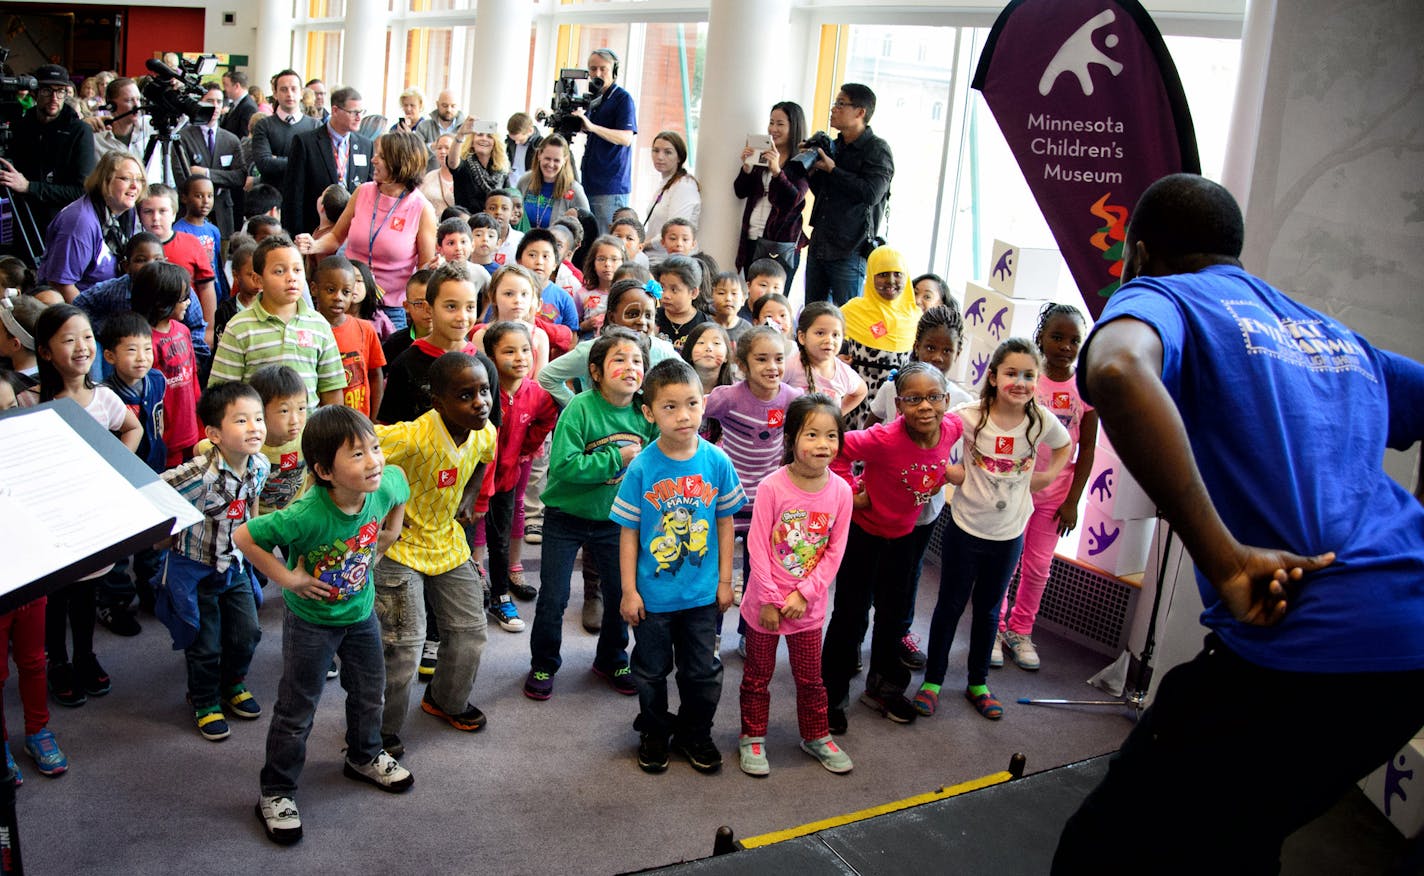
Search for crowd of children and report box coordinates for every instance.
[1,177,1101,846]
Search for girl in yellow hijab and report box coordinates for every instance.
[841,245,920,427]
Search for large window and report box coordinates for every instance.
[305,31,343,87]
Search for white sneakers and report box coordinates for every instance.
[256,795,302,845]
[343,750,415,793]
[1001,631,1041,671]
[990,635,1004,668]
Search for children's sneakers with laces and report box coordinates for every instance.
[47,662,86,708]
[508,570,538,601]
[420,689,487,731]
[23,728,66,777]
[4,741,20,786]
[343,750,414,792]
[326,660,339,680]
[859,690,918,724]
[382,734,405,759]
[489,595,526,632]
[591,664,636,695]
[418,641,438,679]
[523,523,543,545]
[990,634,1005,668]
[523,668,553,700]
[256,795,303,845]
[637,732,669,774]
[1001,630,1041,670]
[96,605,141,637]
[195,706,231,741]
[78,653,110,697]
[224,684,262,719]
[801,735,854,774]
[672,735,723,774]
[898,632,928,671]
[738,736,770,777]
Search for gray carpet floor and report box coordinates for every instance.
[11,552,1140,874]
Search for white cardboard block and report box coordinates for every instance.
[951,330,997,395]
[1362,737,1424,838]
[1084,440,1156,520]
[988,239,1065,298]
[963,282,1049,346]
[1077,503,1154,576]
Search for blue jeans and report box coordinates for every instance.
[185,566,261,709]
[924,513,1025,688]
[380,304,408,332]
[529,507,629,675]
[629,601,723,741]
[260,610,385,796]
[588,193,630,235]
[804,253,867,307]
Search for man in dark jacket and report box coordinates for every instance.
[282,86,373,235]
[804,83,894,307]
[0,64,97,264]
[251,69,318,190]
[221,70,258,140]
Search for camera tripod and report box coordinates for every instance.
[0,123,45,267]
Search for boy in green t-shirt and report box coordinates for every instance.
[235,406,411,846]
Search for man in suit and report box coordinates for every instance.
[251,69,318,191]
[221,70,257,140]
[178,84,247,237]
[282,86,372,236]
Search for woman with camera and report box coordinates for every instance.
[447,118,512,213]
[641,131,700,260]
[733,101,808,285]
[515,134,589,229]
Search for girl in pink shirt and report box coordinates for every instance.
[784,302,866,417]
[738,394,854,776]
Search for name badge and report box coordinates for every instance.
[219,155,233,167]
[353,153,368,167]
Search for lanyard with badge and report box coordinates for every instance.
[367,189,410,256]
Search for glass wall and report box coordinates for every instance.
[305,31,344,87]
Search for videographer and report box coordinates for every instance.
[573,49,636,234]
[92,78,155,168]
[0,64,97,262]
[803,83,894,307]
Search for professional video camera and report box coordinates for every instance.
[140,54,220,131]
[787,130,836,176]
[536,68,605,139]
[0,45,38,159]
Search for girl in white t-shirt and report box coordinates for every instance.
[915,337,1071,721]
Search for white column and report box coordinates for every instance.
[252,0,289,85]
[467,0,533,124]
[342,0,388,112]
[693,0,793,271]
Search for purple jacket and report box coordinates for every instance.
[733,165,808,271]
[37,195,141,293]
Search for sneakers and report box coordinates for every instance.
[343,750,414,793]
[913,686,940,717]
[591,664,636,696]
[523,669,553,700]
[801,735,854,774]
[224,684,262,719]
[382,734,404,759]
[78,653,111,697]
[853,650,864,676]
[418,641,438,679]
[731,579,743,607]
[256,795,303,845]
[737,637,747,659]
[420,689,487,731]
[96,605,141,637]
[23,728,67,777]
[581,590,603,633]
[523,523,543,545]
[195,706,231,741]
[672,735,723,774]
[990,635,1004,669]
[1002,630,1041,670]
[508,570,538,601]
[326,660,339,680]
[898,632,927,671]
[965,688,1005,720]
[738,736,770,777]
[828,707,848,736]
[47,662,86,708]
[4,742,20,786]
[859,690,918,724]
[638,732,669,774]
[490,595,526,632]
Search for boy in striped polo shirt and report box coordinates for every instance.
[210,235,344,410]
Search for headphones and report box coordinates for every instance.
[590,48,620,79]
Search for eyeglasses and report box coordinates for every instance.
[113,175,144,186]
[896,393,947,406]
[336,106,365,117]
[36,86,63,97]
[832,100,857,109]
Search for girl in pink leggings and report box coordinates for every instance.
[996,304,1097,671]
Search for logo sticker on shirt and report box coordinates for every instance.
[870,321,888,339]
[296,329,314,348]
[1052,392,1070,410]
[494,253,507,266]
[767,409,785,428]
[226,500,247,519]
[280,451,299,471]
[586,294,602,311]
[995,436,1015,455]
[437,468,458,488]
[391,216,406,231]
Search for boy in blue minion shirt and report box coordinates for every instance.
[613,358,745,774]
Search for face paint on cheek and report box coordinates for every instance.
[609,365,642,382]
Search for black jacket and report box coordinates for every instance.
[221,94,259,140]
[250,113,319,189]
[282,124,373,235]
[505,131,545,173]
[806,126,894,258]
[5,103,96,247]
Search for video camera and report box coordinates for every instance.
[140,54,220,132]
[536,68,605,139]
[787,130,836,176]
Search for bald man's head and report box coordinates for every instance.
[436,91,459,123]
[1123,174,1245,279]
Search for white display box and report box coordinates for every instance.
[951,330,997,395]
[987,239,1065,298]
[1076,503,1154,576]
[1362,736,1424,838]
[1084,439,1156,520]
[962,282,1050,346]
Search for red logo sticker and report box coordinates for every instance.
[767,408,785,428]
[437,468,458,488]
[494,253,507,265]
[280,451,299,470]
[995,436,1015,455]
[870,321,888,339]
[1053,392,1070,409]
[391,216,406,231]
[586,295,602,311]
[226,500,247,519]
[296,329,313,348]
